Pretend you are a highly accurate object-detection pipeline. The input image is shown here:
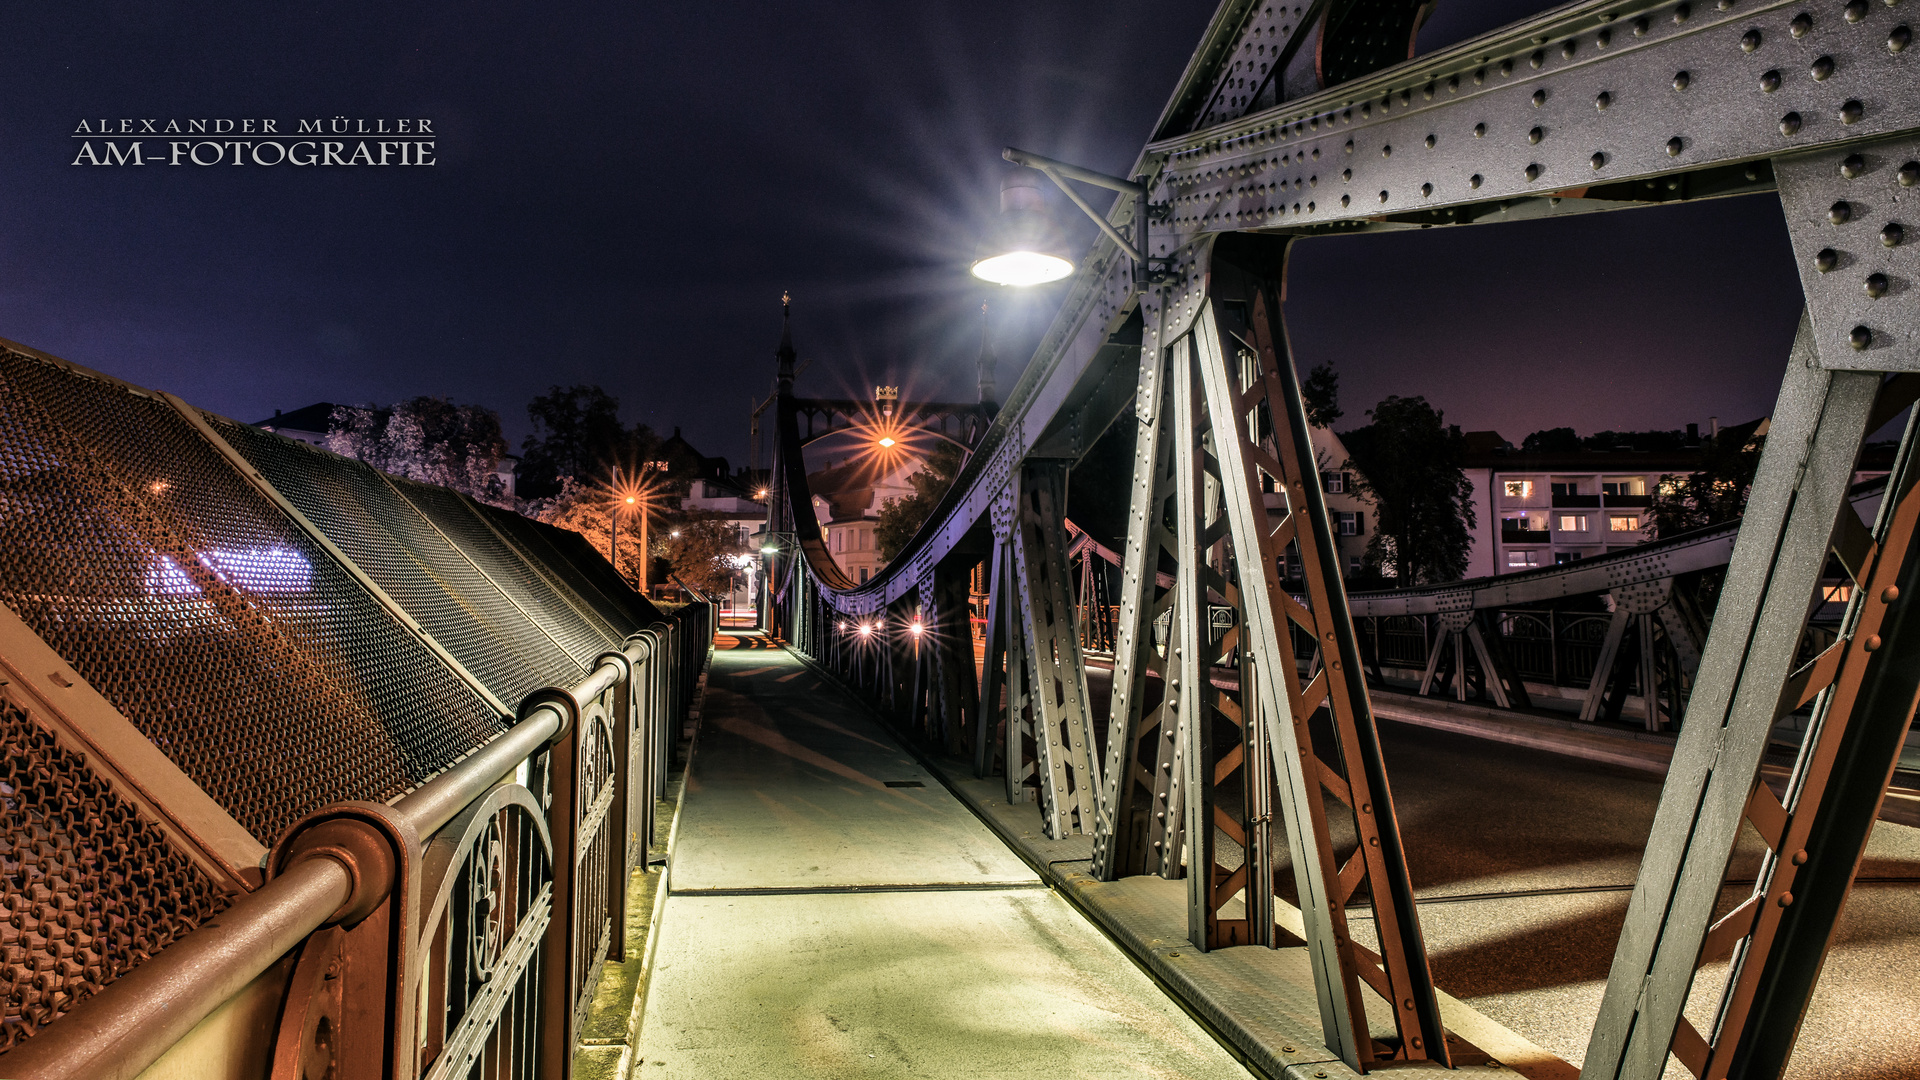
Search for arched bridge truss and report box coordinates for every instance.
[767,0,1920,1074]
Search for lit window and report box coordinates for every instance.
[1822,584,1853,603]
[1609,516,1640,532]
[1506,550,1542,568]
[1557,514,1588,532]
[1602,477,1648,497]
[1503,480,1533,498]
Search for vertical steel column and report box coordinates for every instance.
[976,530,1012,778]
[1582,315,1882,1080]
[1192,255,1448,1066]
[1092,320,1186,880]
[1009,463,1098,838]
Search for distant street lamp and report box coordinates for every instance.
[973,147,1172,289]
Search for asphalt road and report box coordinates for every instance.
[1372,719,1920,1080]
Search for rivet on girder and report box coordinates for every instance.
[1633,16,1651,35]
[1815,247,1839,272]
[1885,223,1906,247]
[1866,273,1889,298]
[1532,88,1547,107]
[1596,91,1612,109]
[1812,55,1835,80]
[1425,134,1436,148]
[1674,3,1691,23]
[1893,25,1912,52]
[1830,202,1854,226]
[1790,12,1813,37]
[1839,99,1864,124]
[1530,49,1546,68]
[1781,111,1803,135]
[1841,154,1865,178]
[1562,40,1577,58]
[1592,151,1607,169]
[1667,136,1685,156]
[1761,69,1783,92]
[1525,163,1542,181]
[1845,0,1868,22]
[1531,127,1545,145]
[1469,174,1483,189]
[1741,28,1762,51]
[1474,122,1487,137]
[1673,70,1691,91]
[1850,325,1874,350]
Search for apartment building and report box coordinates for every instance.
[1458,424,1762,578]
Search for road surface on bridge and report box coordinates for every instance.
[635,633,1254,1079]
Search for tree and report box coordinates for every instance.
[1520,426,1581,453]
[1301,362,1342,428]
[325,397,512,506]
[655,513,751,596]
[875,442,967,561]
[1645,431,1766,538]
[530,477,655,585]
[518,385,657,500]
[1341,395,1476,585]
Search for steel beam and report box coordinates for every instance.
[1582,313,1881,1079]
[1010,463,1099,838]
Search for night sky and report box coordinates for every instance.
[4,1,1805,470]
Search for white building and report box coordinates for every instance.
[806,453,925,585]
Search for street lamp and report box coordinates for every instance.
[973,147,1173,289]
[970,170,1074,286]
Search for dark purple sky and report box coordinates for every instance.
[3,1,1801,468]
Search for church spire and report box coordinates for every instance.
[976,302,997,406]
[775,291,796,393]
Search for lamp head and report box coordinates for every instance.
[971,170,1074,287]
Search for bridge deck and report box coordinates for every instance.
[636,634,1254,1078]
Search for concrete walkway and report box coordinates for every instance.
[636,635,1253,1079]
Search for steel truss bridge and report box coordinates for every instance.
[766,0,1920,1075]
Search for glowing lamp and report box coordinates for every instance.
[877,436,897,448]
[761,544,778,554]
[971,170,1074,286]
[858,623,873,636]
[909,621,924,635]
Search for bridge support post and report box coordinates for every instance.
[1009,462,1098,838]
[1584,295,1920,1078]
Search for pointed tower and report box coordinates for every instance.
[775,291,796,394]
[976,302,997,407]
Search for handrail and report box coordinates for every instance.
[1,630,664,1080]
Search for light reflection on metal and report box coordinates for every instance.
[144,546,313,597]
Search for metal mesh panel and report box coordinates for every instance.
[384,477,616,668]
[477,506,664,634]
[211,419,587,704]
[0,352,504,843]
[0,698,228,1050]
[470,505,654,636]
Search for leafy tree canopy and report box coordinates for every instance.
[326,397,512,506]
[1301,362,1342,428]
[1341,395,1476,586]
[518,384,658,500]
[875,442,967,562]
[1645,432,1766,538]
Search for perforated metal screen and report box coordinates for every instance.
[0,350,505,844]
[212,419,590,704]
[0,698,228,1050]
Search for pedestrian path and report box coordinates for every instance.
[636,635,1253,1078]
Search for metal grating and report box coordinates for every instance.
[386,477,617,668]
[0,698,229,1050]
[211,419,588,703]
[0,351,504,844]
[472,504,663,635]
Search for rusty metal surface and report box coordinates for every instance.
[0,347,505,844]
[0,697,230,1052]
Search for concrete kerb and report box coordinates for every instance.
[577,640,713,1080]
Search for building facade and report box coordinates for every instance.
[806,454,924,585]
